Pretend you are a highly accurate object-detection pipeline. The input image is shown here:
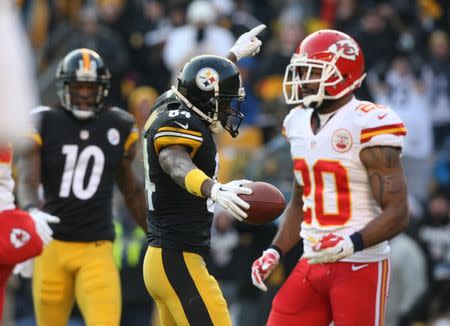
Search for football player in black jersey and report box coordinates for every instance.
[15,48,147,326]
[142,25,266,326]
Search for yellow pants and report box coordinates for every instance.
[143,247,231,326]
[33,240,121,326]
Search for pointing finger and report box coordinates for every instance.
[247,24,266,37]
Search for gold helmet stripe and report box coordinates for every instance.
[82,49,91,70]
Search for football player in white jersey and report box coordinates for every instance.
[0,144,44,320]
[251,29,409,326]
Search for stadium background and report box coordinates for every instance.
[3,0,450,325]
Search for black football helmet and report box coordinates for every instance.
[172,55,245,137]
[56,48,111,119]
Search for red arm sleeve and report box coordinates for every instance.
[0,209,43,266]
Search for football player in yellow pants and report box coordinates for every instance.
[33,240,121,325]
[15,48,147,326]
[142,24,266,326]
[144,247,230,325]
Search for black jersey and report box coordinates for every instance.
[143,91,218,256]
[31,106,138,242]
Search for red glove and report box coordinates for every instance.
[251,248,280,292]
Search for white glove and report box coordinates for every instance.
[210,179,252,221]
[251,248,280,292]
[303,233,354,264]
[229,24,266,61]
[13,259,34,278]
[29,208,60,245]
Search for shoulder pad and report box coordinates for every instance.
[153,90,182,111]
[30,106,51,116]
[356,103,406,148]
[151,108,204,157]
[109,107,136,124]
[156,107,202,133]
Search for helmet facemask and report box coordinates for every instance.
[56,48,111,120]
[172,85,245,137]
[212,91,245,137]
[283,49,366,108]
[58,81,109,119]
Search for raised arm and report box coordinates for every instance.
[227,24,266,63]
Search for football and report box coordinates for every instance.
[239,182,286,225]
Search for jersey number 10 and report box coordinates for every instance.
[59,145,105,200]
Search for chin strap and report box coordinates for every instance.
[209,121,224,134]
[60,84,100,120]
[171,86,224,135]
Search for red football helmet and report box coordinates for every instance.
[283,29,366,107]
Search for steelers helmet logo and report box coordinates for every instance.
[196,68,219,91]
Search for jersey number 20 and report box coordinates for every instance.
[59,145,105,200]
[294,158,351,226]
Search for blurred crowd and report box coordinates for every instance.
[3,0,450,325]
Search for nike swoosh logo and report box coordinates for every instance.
[351,264,369,271]
[174,121,189,129]
[377,113,388,120]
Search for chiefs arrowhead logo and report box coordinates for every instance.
[328,40,359,61]
[10,228,31,248]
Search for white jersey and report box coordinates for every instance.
[0,144,15,212]
[0,3,36,141]
[283,97,406,262]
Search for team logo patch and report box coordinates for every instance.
[80,130,89,140]
[332,129,352,152]
[10,228,31,248]
[107,128,120,145]
[328,39,359,61]
[196,68,219,91]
